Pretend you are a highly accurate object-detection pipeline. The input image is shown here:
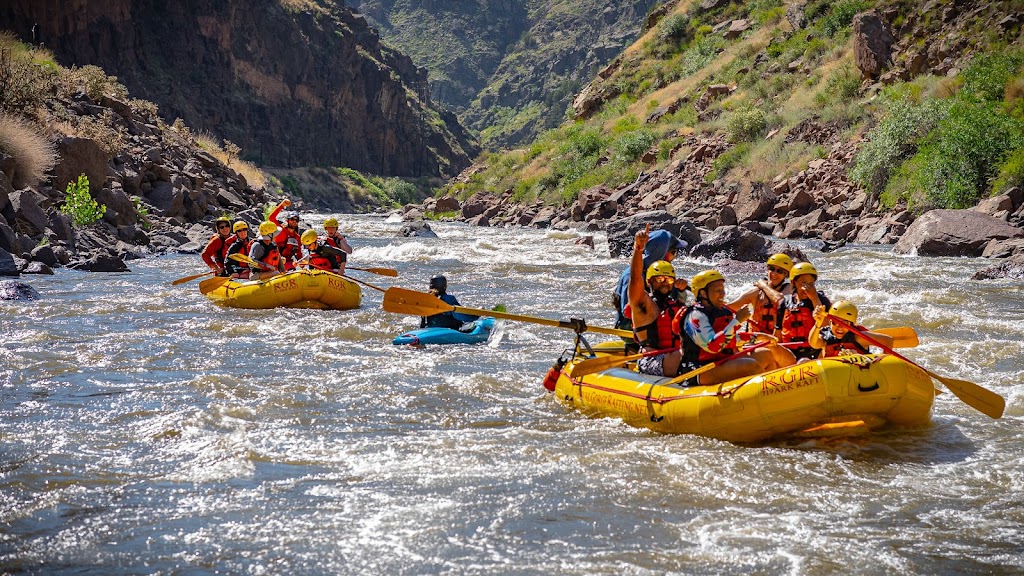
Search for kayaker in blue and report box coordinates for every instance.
[421,275,479,330]
[612,229,688,348]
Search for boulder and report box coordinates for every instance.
[398,220,438,238]
[605,210,701,258]
[974,194,1015,216]
[778,208,833,239]
[434,196,461,212]
[467,214,490,227]
[461,192,498,219]
[733,182,776,222]
[52,137,110,193]
[852,11,895,80]
[147,181,185,217]
[21,261,54,275]
[0,221,17,255]
[893,209,1024,257]
[95,183,138,227]
[29,244,59,267]
[0,279,39,299]
[981,238,1024,259]
[0,247,18,276]
[68,247,130,272]
[691,225,770,262]
[724,19,750,39]
[8,189,50,235]
[972,254,1024,280]
[530,206,558,228]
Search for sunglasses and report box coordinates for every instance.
[767,266,786,274]
[217,224,230,229]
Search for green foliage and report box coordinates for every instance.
[132,196,152,231]
[820,1,871,37]
[726,106,769,142]
[279,174,301,196]
[382,178,419,205]
[992,148,1024,195]
[60,174,106,228]
[613,129,655,163]
[659,13,691,41]
[706,143,753,182]
[958,52,1024,104]
[815,65,861,107]
[424,210,460,220]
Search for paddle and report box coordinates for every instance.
[382,287,633,337]
[199,276,231,295]
[228,252,273,271]
[346,266,398,277]
[171,270,215,285]
[568,346,676,378]
[875,326,918,348]
[343,274,387,293]
[831,315,1005,419]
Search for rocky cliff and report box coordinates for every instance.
[0,0,478,177]
[354,0,660,148]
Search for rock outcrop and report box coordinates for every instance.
[2,0,477,177]
[893,210,1024,257]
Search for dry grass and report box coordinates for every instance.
[195,131,268,190]
[0,112,56,187]
[624,0,699,58]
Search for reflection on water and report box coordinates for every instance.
[1,216,1022,574]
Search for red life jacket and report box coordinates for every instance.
[307,245,340,271]
[822,325,869,357]
[749,279,788,333]
[777,292,830,343]
[632,294,684,350]
[275,227,302,261]
[202,233,232,267]
[679,303,738,364]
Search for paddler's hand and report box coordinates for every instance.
[281,199,292,207]
[813,304,827,326]
[634,223,650,251]
[674,277,688,292]
[735,304,752,324]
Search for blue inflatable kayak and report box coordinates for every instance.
[393,317,496,346]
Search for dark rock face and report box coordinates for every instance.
[0,279,40,300]
[0,248,18,276]
[605,210,701,259]
[893,209,1024,257]
[852,11,895,79]
[2,0,476,177]
[691,226,808,263]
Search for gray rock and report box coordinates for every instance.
[0,221,17,255]
[9,189,50,235]
[52,137,110,194]
[605,210,701,258]
[30,244,59,267]
[852,11,895,79]
[692,225,808,263]
[0,247,18,276]
[398,220,438,238]
[972,254,1024,280]
[69,248,130,272]
[893,209,1024,257]
[0,279,39,299]
[21,261,54,275]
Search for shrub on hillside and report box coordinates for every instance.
[0,112,56,187]
[992,148,1024,195]
[60,174,107,228]
[0,40,57,113]
[726,106,769,142]
[613,129,655,163]
[820,1,871,37]
[659,13,691,42]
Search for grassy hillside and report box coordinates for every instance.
[445,0,1024,214]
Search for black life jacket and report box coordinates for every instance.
[821,325,870,357]
[679,303,738,365]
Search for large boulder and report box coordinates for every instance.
[0,247,18,276]
[68,246,130,272]
[461,192,498,219]
[398,220,438,238]
[52,137,110,194]
[893,209,1024,257]
[733,182,776,223]
[8,189,50,236]
[0,279,39,299]
[852,11,895,80]
[605,210,701,258]
[691,225,808,263]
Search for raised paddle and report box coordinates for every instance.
[382,287,633,337]
[171,270,215,285]
[875,326,918,348]
[346,266,398,277]
[830,315,1005,419]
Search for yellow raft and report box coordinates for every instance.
[200,269,361,310]
[551,354,935,443]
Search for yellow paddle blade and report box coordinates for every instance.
[930,371,1005,419]
[348,266,398,277]
[199,276,231,295]
[171,270,215,285]
[567,352,647,378]
[876,326,919,348]
[383,287,453,316]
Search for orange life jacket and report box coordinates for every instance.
[749,279,788,333]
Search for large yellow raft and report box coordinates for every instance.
[200,269,361,310]
[551,354,935,443]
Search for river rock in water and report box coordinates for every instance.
[972,254,1024,280]
[0,279,40,300]
[398,220,438,238]
[893,209,1024,257]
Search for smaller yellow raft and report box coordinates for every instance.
[200,269,361,310]
[551,354,935,443]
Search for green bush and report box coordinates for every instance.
[659,13,691,41]
[726,106,769,142]
[820,1,871,37]
[60,174,106,227]
[958,52,1024,104]
[613,129,655,162]
[383,178,420,205]
[992,147,1024,195]
[706,142,753,182]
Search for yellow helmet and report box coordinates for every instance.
[645,260,676,283]
[766,253,794,272]
[789,261,818,281]
[232,221,249,232]
[301,229,319,246]
[258,221,278,237]
[691,269,725,294]
[323,217,339,228]
[829,301,858,324]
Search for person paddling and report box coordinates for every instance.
[775,261,830,361]
[420,275,478,330]
[224,221,252,279]
[299,230,347,274]
[675,270,795,386]
[200,216,233,276]
[809,301,894,356]
[248,221,284,280]
[727,253,794,333]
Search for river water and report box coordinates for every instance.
[1,215,1022,574]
